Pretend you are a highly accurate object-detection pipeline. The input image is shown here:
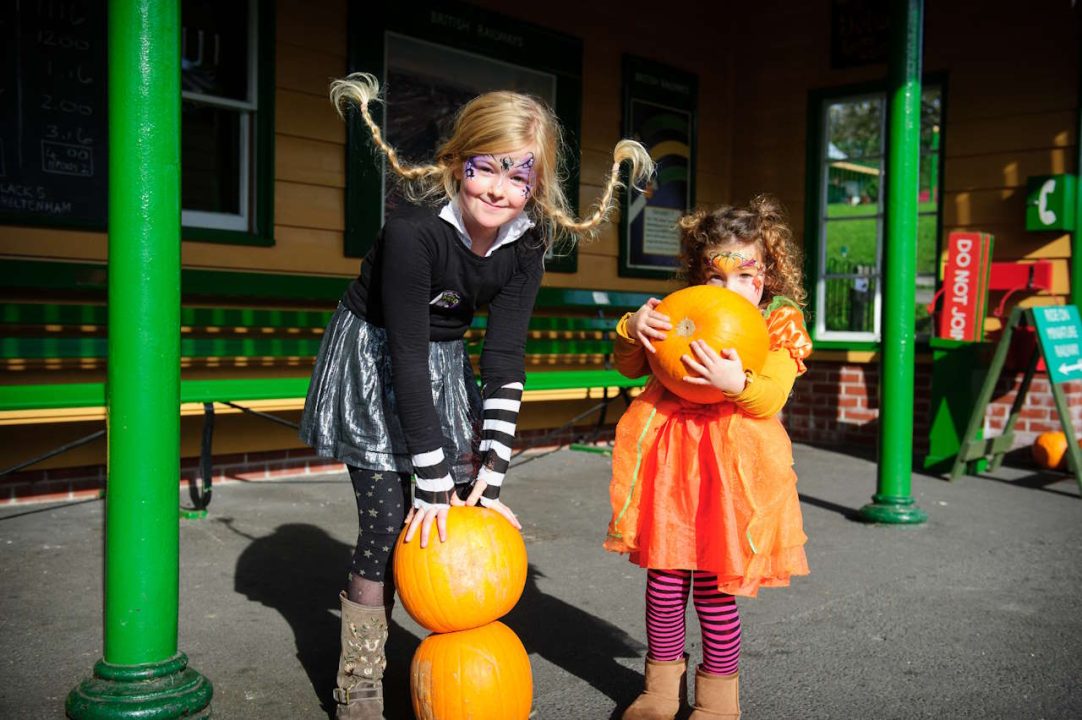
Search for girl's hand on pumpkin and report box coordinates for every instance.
[628,298,671,354]
[405,492,466,548]
[681,341,746,394]
[465,480,523,530]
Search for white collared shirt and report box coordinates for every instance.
[438,199,535,257]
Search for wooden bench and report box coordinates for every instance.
[0,273,651,506]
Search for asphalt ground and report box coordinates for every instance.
[1,443,1080,719]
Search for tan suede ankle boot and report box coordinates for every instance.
[689,666,740,719]
[621,655,688,720]
[333,591,388,720]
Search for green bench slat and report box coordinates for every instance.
[2,303,335,329]
[0,371,645,412]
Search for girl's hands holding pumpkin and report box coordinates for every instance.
[627,298,671,353]
[465,479,522,530]
[404,491,466,549]
[681,340,747,394]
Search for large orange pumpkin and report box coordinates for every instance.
[646,285,770,404]
[411,620,532,720]
[1032,431,1080,470]
[393,506,527,633]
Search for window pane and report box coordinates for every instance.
[182,102,241,214]
[827,98,882,160]
[823,275,877,333]
[825,217,878,267]
[826,157,881,216]
[181,0,250,101]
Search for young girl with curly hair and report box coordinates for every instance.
[605,195,811,719]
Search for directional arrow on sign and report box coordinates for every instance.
[1059,360,1082,375]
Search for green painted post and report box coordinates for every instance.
[66,1,212,717]
[860,0,929,524]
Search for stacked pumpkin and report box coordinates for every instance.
[394,506,532,720]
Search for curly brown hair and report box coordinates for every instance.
[676,194,806,306]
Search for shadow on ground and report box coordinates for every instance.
[229,521,419,720]
[227,521,648,719]
[507,564,646,719]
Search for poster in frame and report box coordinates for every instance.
[619,56,697,279]
[346,1,583,272]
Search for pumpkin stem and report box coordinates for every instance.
[674,318,697,337]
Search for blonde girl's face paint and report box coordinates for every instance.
[705,245,766,307]
[457,147,536,245]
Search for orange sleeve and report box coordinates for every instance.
[724,303,812,418]
[613,312,651,379]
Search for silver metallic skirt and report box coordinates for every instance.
[299,305,481,483]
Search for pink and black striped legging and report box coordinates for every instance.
[645,569,741,675]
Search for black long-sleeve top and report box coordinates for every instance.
[342,205,544,496]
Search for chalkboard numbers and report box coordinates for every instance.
[1,0,107,227]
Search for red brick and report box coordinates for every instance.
[1020,407,1049,420]
[840,382,868,397]
[838,396,862,408]
[842,408,878,423]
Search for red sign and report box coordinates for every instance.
[938,232,993,341]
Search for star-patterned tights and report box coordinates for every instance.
[346,465,411,604]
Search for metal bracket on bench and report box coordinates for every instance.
[182,402,215,519]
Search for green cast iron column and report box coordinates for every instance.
[66,0,212,717]
[860,0,929,524]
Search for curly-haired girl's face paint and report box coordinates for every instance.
[457,147,536,246]
[705,245,766,307]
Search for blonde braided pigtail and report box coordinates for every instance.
[538,139,655,243]
[329,73,444,196]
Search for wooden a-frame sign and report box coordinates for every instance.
[950,305,1082,491]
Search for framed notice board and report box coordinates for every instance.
[345,0,583,272]
[0,0,108,230]
[619,55,697,279]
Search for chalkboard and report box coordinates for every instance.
[0,0,108,230]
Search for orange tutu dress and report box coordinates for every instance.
[604,298,813,598]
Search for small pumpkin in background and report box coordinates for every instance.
[411,620,533,720]
[1031,431,1081,470]
[647,285,770,404]
[393,506,527,633]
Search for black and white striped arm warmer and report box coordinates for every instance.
[411,448,454,509]
[476,382,523,506]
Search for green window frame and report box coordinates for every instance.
[180,0,275,247]
[804,77,945,350]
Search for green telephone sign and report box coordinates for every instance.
[1025,174,1077,232]
[1032,305,1082,385]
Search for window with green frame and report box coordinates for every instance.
[180,0,274,246]
[807,82,943,345]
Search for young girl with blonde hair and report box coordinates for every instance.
[605,195,811,719]
[300,72,653,719]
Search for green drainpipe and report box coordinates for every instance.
[860,0,929,524]
[66,1,212,717]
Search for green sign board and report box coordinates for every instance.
[1032,305,1082,384]
[1025,174,1077,232]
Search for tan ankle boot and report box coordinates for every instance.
[689,666,740,719]
[621,655,688,720]
[333,591,388,720]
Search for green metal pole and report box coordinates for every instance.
[67,0,211,716]
[860,0,928,524]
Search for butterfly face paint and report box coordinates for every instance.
[457,147,536,246]
[464,152,536,198]
[706,249,767,306]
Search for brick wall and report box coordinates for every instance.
[785,359,1082,461]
